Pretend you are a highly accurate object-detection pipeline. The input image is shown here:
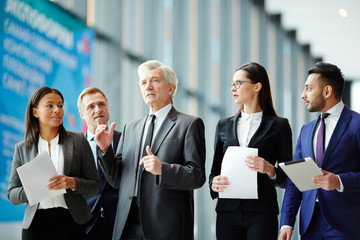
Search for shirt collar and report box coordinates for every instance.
[241,111,263,120]
[86,130,95,141]
[39,133,59,144]
[148,103,172,122]
[325,100,344,118]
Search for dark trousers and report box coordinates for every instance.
[22,208,85,240]
[86,213,112,240]
[216,208,278,240]
[121,198,147,240]
[302,203,360,240]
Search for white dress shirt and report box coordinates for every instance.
[313,101,344,160]
[140,103,173,155]
[236,111,276,181]
[37,134,68,209]
[236,111,263,147]
[87,130,98,168]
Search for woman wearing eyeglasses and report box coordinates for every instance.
[209,62,292,240]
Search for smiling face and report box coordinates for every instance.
[32,93,64,131]
[301,73,326,112]
[231,69,258,105]
[79,92,110,133]
[139,68,175,112]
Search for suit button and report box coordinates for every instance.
[129,196,133,200]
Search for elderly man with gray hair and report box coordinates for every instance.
[95,60,206,240]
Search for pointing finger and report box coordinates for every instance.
[109,122,116,134]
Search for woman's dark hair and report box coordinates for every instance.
[308,62,344,100]
[235,62,277,116]
[25,86,68,147]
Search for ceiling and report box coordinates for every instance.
[265,0,360,81]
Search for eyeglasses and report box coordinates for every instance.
[230,80,256,89]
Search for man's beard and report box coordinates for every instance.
[307,93,326,112]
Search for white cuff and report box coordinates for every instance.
[280,225,292,231]
[270,173,276,181]
[336,175,344,192]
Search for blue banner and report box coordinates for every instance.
[0,0,94,221]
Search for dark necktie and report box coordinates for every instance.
[96,145,106,186]
[137,114,156,206]
[90,138,106,187]
[316,113,330,166]
[141,114,156,159]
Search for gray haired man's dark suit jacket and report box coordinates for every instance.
[100,107,206,240]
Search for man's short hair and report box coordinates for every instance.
[77,87,108,111]
[308,62,345,99]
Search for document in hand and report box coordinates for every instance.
[219,146,258,199]
[16,152,66,206]
[279,157,324,192]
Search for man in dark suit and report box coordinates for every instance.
[95,60,206,240]
[78,87,121,240]
[279,62,360,240]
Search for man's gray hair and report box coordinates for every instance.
[138,60,178,100]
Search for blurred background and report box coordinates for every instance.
[1,0,359,239]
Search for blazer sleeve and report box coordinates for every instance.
[159,117,206,190]
[272,118,293,188]
[280,126,304,227]
[337,123,360,193]
[71,133,101,195]
[8,143,28,205]
[98,126,126,189]
[209,120,224,199]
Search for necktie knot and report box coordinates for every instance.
[149,114,155,123]
[321,112,330,120]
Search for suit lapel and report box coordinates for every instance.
[321,106,351,167]
[62,134,73,175]
[136,117,148,170]
[151,107,176,155]
[309,116,320,161]
[230,113,241,146]
[28,144,37,163]
[248,114,274,147]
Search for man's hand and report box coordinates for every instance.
[139,146,162,175]
[278,227,292,240]
[94,118,116,153]
[312,169,340,190]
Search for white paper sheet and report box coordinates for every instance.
[16,152,66,206]
[219,146,258,199]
